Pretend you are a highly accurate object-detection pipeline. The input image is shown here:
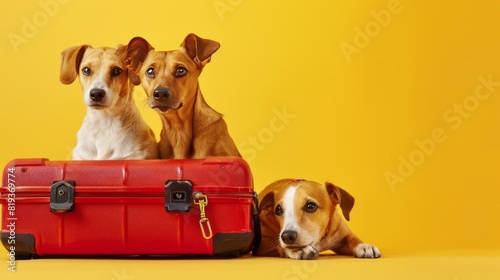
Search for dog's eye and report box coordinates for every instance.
[146,67,155,78]
[174,66,187,78]
[111,67,122,77]
[304,202,318,213]
[275,204,283,216]
[82,67,91,76]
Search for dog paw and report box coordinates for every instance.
[284,245,319,260]
[353,243,381,258]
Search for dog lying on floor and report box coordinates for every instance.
[255,179,381,260]
[118,34,241,159]
[60,45,159,160]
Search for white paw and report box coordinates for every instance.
[353,243,381,258]
[284,245,319,260]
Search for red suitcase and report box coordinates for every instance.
[1,157,257,259]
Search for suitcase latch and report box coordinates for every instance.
[165,180,193,212]
[50,180,75,213]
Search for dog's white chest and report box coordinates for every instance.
[73,112,138,160]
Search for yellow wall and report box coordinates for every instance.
[1,0,500,256]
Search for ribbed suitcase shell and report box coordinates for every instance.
[1,157,255,258]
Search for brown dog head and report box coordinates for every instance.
[119,34,220,113]
[257,179,355,257]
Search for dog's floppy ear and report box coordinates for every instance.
[118,37,154,85]
[258,192,275,214]
[181,33,220,67]
[60,45,89,84]
[325,182,355,221]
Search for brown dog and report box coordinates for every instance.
[118,34,240,159]
[255,179,381,260]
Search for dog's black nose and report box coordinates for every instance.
[281,230,298,245]
[153,88,170,101]
[89,88,105,102]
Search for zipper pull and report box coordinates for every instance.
[193,192,213,239]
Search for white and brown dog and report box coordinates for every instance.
[60,45,159,160]
[255,179,381,260]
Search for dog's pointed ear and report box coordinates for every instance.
[181,33,220,67]
[60,45,89,85]
[117,37,154,86]
[258,192,275,214]
[118,37,154,72]
[325,182,355,221]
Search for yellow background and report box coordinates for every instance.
[1,0,499,279]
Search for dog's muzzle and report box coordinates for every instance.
[150,87,183,112]
[153,87,170,101]
[281,230,298,245]
[87,88,107,108]
[89,88,105,102]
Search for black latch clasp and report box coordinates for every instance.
[165,180,193,212]
[50,180,75,213]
